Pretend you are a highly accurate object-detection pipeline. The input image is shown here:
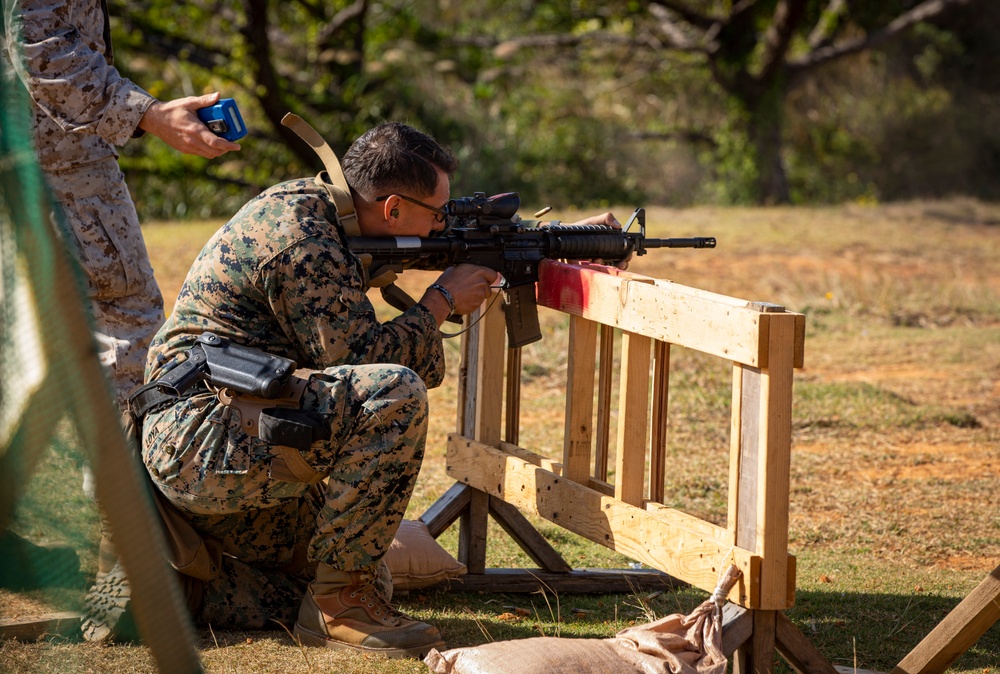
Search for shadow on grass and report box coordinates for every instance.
[788,588,1000,672]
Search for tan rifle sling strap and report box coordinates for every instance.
[280,112,399,290]
[280,112,358,235]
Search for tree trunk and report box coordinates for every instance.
[241,0,322,171]
[745,84,791,205]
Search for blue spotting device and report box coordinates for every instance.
[196,98,247,142]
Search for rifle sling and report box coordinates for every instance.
[280,112,359,238]
[280,112,399,290]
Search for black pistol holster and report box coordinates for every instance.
[129,332,329,483]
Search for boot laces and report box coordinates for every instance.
[350,582,402,626]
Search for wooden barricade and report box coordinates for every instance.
[420,259,837,672]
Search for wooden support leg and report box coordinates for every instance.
[776,612,838,674]
[722,604,754,656]
[724,606,838,674]
[488,496,571,573]
[420,482,473,538]
[458,489,489,574]
[891,563,1000,674]
[734,610,778,674]
[420,483,572,573]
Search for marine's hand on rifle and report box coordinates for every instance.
[566,212,621,229]
[561,212,633,270]
[420,264,499,326]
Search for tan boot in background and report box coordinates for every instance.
[293,563,444,658]
[81,559,138,643]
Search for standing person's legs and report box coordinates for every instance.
[47,158,165,411]
[48,160,166,640]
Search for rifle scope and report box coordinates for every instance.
[447,192,520,219]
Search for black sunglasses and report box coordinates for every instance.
[375,194,447,223]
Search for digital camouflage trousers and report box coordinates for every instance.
[47,158,165,410]
[142,362,427,626]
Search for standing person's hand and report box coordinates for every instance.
[138,92,242,158]
[565,212,621,229]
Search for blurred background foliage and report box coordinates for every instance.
[105,0,1000,220]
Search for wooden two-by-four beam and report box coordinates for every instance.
[447,434,801,610]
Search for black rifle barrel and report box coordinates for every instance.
[544,232,716,261]
[348,233,716,263]
[643,236,717,249]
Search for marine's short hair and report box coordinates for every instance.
[343,122,458,200]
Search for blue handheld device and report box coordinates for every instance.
[197,98,247,142]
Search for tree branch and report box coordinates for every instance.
[628,128,717,148]
[806,0,848,50]
[647,0,722,30]
[317,0,368,47]
[789,0,977,74]
[115,12,230,71]
[758,0,808,84]
[453,30,641,52]
[241,0,319,169]
[647,3,713,52]
[292,0,327,22]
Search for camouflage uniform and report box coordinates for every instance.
[143,178,446,627]
[3,0,164,407]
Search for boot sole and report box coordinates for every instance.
[293,623,445,659]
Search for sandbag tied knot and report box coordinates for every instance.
[710,565,743,613]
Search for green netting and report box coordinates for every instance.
[0,11,202,673]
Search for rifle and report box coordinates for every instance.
[349,192,716,348]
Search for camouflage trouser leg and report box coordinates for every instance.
[198,555,312,630]
[303,364,428,570]
[47,160,164,578]
[160,363,428,582]
[46,159,165,410]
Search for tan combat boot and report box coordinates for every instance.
[293,563,444,658]
[81,559,138,643]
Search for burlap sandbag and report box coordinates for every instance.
[384,519,466,590]
[425,566,741,674]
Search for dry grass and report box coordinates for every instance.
[3,199,1000,672]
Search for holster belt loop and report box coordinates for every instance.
[217,370,327,484]
[270,445,325,485]
[217,371,310,437]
